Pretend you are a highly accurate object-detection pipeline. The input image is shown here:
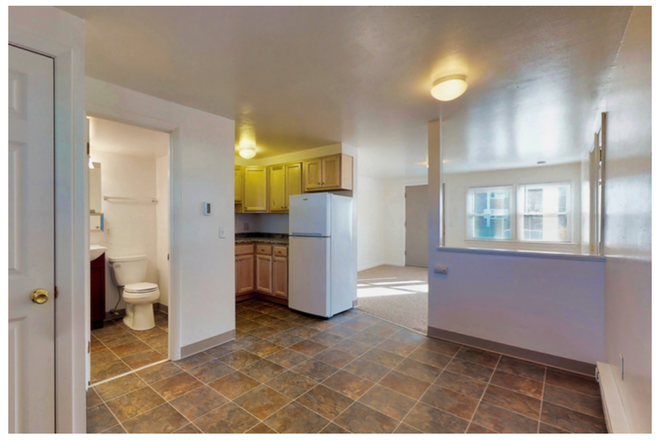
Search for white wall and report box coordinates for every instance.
[443,163,582,253]
[156,155,170,307]
[234,213,289,234]
[356,176,387,271]
[601,6,651,432]
[85,77,236,356]
[89,150,160,312]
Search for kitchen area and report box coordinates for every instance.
[234,150,357,318]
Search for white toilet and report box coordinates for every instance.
[108,255,160,331]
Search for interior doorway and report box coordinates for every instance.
[405,184,428,267]
[87,117,172,385]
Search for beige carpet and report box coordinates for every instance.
[357,265,428,334]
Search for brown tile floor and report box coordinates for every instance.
[90,309,169,385]
[86,300,607,433]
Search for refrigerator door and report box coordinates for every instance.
[289,193,331,237]
[288,236,331,317]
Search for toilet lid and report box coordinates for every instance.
[124,282,158,293]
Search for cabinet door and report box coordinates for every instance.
[303,158,323,191]
[234,165,242,203]
[237,254,255,294]
[235,255,240,295]
[322,154,342,189]
[244,166,268,211]
[255,254,272,294]
[285,163,302,209]
[269,165,286,212]
[272,256,288,298]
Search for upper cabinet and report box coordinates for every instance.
[244,166,268,212]
[234,165,243,203]
[303,154,353,192]
[269,163,302,212]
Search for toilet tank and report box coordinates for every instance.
[108,255,147,286]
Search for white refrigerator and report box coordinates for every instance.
[288,193,356,318]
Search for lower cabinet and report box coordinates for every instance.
[235,243,288,301]
[272,256,288,298]
[235,254,255,295]
[256,254,272,294]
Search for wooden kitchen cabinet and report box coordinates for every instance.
[256,254,273,294]
[244,166,268,212]
[269,162,302,212]
[234,165,243,203]
[235,254,255,295]
[272,255,288,298]
[235,243,288,302]
[303,154,353,192]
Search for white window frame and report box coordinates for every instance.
[517,182,573,244]
[465,185,516,241]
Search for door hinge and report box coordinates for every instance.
[87,340,91,354]
[55,286,59,299]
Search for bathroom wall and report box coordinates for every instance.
[156,155,170,308]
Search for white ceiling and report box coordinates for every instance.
[62,6,631,178]
[89,117,170,158]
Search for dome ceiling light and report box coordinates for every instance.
[431,74,468,101]
[238,145,256,159]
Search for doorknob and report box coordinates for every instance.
[30,288,49,304]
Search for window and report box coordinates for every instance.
[519,183,571,242]
[466,182,572,244]
[466,186,513,240]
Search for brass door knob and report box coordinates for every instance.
[30,288,49,304]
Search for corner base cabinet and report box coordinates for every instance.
[235,243,288,303]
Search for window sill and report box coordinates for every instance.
[465,239,578,246]
[436,246,605,262]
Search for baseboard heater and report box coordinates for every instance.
[596,362,631,433]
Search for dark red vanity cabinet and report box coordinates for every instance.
[90,253,106,330]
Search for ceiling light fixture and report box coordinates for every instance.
[431,74,468,101]
[239,145,256,159]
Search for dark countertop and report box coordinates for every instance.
[235,233,289,245]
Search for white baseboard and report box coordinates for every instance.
[357,261,387,272]
[596,361,631,433]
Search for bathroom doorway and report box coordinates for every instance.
[87,117,172,385]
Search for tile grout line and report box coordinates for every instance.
[464,354,503,433]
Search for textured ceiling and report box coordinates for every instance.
[60,6,631,178]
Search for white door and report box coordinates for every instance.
[8,45,55,433]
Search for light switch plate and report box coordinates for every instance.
[434,265,448,274]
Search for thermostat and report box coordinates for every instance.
[203,202,212,216]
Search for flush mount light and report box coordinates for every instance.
[239,146,256,159]
[431,74,468,101]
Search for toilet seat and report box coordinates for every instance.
[124,282,158,294]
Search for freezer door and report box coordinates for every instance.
[289,193,331,237]
[288,236,331,317]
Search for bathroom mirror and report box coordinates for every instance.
[90,162,102,213]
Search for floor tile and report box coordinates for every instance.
[310,331,345,346]
[454,346,501,368]
[236,309,264,320]
[320,422,349,433]
[86,388,103,408]
[169,386,228,421]
[122,350,167,370]
[247,422,276,433]
[444,358,494,383]
[348,331,386,347]
[408,347,452,369]
[418,338,462,356]
[101,424,127,433]
[434,370,488,399]
[266,370,317,399]
[110,340,152,358]
[358,384,416,421]
[86,404,119,433]
[482,384,542,420]
[543,383,604,418]
[93,373,146,401]
[325,325,358,338]
[151,372,204,401]
[322,370,373,400]
[174,423,202,433]
[191,402,259,433]
[362,323,401,338]
[339,318,373,331]
[305,319,337,332]
[90,359,132,384]
[293,359,340,382]
[361,348,404,368]
[388,329,427,347]
[334,339,372,357]
[218,349,262,369]
[264,402,329,433]
[97,332,140,349]
[234,385,291,420]
[242,359,287,383]
[204,343,239,359]
[334,402,399,433]
[188,360,235,384]
[541,401,607,433]
[251,314,282,326]
[379,370,430,400]
[343,358,391,382]
[285,325,320,339]
[137,362,183,384]
[539,422,568,433]
[403,402,470,433]
[90,340,106,353]
[314,348,356,368]
[208,371,261,400]
[497,356,546,382]
[236,320,263,332]
[490,370,544,399]
[420,384,480,420]
[297,385,354,420]
[134,326,167,341]
[175,352,214,371]
[394,423,422,433]
[467,423,497,433]
[472,401,538,433]
[395,357,443,383]
[375,339,417,357]
[268,332,305,347]
[106,386,166,422]
[265,349,310,368]
[122,403,189,433]
[245,340,285,358]
[289,340,329,357]
[545,369,600,397]
[91,348,121,365]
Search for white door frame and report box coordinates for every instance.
[402,182,430,266]
[9,8,86,433]
[84,102,182,366]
